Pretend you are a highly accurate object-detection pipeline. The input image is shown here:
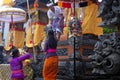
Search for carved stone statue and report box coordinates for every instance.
[89,32,120,74]
[98,0,120,28]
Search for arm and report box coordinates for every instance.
[47,10,53,25]
[57,7,64,27]
[18,53,31,61]
[48,18,53,25]
[43,39,49,52]
[58,14,64,23]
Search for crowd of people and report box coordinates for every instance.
[0,1,64,80]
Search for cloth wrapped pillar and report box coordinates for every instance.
[26,22,45,47]
[81,3,103,35]
[13,29,25,48]
[4,31,12,51]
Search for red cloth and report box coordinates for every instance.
[62,2,71,8]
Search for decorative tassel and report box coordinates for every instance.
[30,39,33,44]
[34,1,38,9]
[80,21,83,25]
[9,43,13,47]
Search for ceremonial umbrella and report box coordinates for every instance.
[0,6,26,47]
[0,7,26,23]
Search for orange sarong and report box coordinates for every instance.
[43,56,58,80]
[11,78,23,80]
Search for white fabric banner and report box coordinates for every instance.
[3,22,10,45]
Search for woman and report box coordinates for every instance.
[10,48,31,80]
[43,29,58,80]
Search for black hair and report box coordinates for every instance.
[47,29,57,49]
[11,48,19,58]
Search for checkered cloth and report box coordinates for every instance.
[0,64,11,80]
[23,65,33,80]
[0,64,34,80]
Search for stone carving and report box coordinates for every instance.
[68,18,82,37]
[98,0,120,28]
[56,48,68,56]
[89,32,120,74]
[68,36,82,50]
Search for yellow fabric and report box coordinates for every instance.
[64,8,71,27]
[24,59,31,63]
[0,32,2,45]
[43,56,58,80]
[64,8,80,37]
[58,1,62,7]
[26,23,45,47]
[62,8,71,37]
[81,4,103,35]
[34,23,45,45]
[75,8,81,18]
[4,31,12,51]
[2,0,14,6]
[26,24,33,47]
[13,30,25,48]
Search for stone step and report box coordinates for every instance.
[34,78,43,80]
[34,77,63,80]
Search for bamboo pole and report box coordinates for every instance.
[73,0,76,80]
[27,0,36,63]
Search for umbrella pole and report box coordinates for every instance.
[27,0,36,63]
[11,15,14,46]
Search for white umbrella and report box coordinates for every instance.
[0,6,26,49]
[0,7,26,23]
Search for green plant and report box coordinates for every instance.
[103,27,118,34]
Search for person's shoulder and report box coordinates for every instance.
[47,9,53,16]
[47,9,51,13]
[54,6,61,9]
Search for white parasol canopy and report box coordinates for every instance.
[0,7,26,22]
